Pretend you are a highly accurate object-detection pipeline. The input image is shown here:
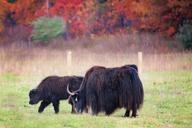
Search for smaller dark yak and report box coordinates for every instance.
[67,65,143,117]
[29,76,83,113]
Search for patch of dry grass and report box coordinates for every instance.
[0,46,191,89]
[0,46,191,75]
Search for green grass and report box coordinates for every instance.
[0,71,192,128]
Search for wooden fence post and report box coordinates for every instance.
[66,50,72,75]
[138,52,143,75]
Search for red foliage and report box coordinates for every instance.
[0,0,192,38]
[0,0,43,32]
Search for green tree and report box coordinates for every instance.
[31,16,66,42]
[175,22,192,49]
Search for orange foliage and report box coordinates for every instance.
[0,0,10,31]
[35,0,96,36]
[0,0,43,31]
[10,0,44,24]
[0,0,191,37]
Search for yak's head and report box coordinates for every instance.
[67,85,85,113]
[29,89,41,105]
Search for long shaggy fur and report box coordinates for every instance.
[69,65,144,117]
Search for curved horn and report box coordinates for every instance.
[67,84,75,95]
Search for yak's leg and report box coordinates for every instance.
[131,110,137,117]
[124,109,130,117]
[38,101,51,113]
[89,105,98,116]
[88,95,98,115]
[84,107,88,113]
[52,100,60,114]
[71,105,76,114]
[131,104,137,117]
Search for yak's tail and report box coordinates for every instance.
[130,68,144,109]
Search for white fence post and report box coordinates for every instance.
[138,52,143,75]
[66,50,72,75]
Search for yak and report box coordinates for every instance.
[29,76,83,113]
[67,65,143,117]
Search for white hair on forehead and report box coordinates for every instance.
[75,97,78,102]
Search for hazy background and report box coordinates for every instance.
[0,1,192,128]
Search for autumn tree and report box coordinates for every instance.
[10,0,44,25]
[160,0,192,36]
[0,0,13,32]
[35,0,96,38]
[0,0,44,32]
[1,0,192,47]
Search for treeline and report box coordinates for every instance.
[0,0,192,49]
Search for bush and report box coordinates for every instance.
[175,22,192,49]
[32,16,66,42]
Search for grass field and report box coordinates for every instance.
[0,71,191,128]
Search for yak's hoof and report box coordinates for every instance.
[38,110,43,113]
[55,111,59,114]
[131,114,138,118]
